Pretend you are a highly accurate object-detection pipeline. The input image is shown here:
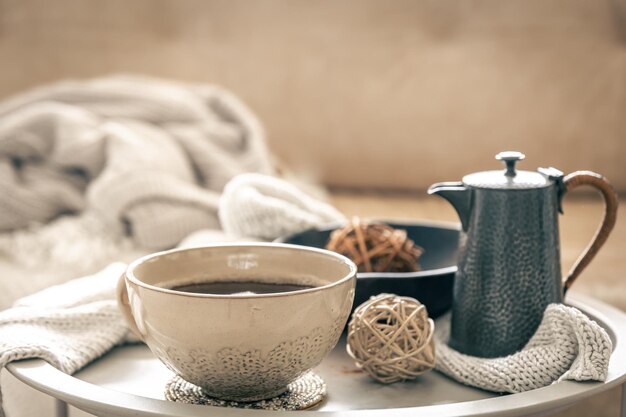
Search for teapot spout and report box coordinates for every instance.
[428,182,472,232]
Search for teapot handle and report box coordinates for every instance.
[562,171,619,292]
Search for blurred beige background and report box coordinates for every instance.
[0,2,625,417]
[0,0,625,191]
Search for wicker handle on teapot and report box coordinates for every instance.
[562,171,619,292]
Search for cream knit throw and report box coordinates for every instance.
[0,75,272,250]
[220,173,345,240]
[435,304,612,393]
[0,263,133,417]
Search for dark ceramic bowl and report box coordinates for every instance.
[275,220,459,318]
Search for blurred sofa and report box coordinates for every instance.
[0,0,625,193]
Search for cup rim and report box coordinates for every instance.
[125,242,357,299]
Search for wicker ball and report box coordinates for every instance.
[346,293,435,383]
[325,217,423,273]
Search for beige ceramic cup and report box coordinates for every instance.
[117,243,356,402]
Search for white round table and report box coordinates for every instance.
[7,293,626,417]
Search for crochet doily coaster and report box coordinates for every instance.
[164,372,326,411]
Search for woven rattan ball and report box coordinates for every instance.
[346,293,435,384]
[326,217,423,273]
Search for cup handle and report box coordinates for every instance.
[562,171,619,292]
[116,273,144,339]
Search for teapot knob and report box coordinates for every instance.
[496,151,525,177]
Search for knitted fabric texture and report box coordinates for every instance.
[0,263,134,417]
[0,212,136,271]
[434,303,612,393]
[220,173,345,239]
[0,75,272,249]
[0,173,342,312]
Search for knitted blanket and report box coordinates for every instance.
[0,76,279,308]
[0,75,273,250]
[0,264,132,417]
[434,304,612,393]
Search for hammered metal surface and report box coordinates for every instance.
[449,187,563,358]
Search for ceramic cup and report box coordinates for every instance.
[116,243,356,402]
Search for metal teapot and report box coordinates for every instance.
[429,151,618,357]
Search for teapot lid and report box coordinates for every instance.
[462,151,555,190]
